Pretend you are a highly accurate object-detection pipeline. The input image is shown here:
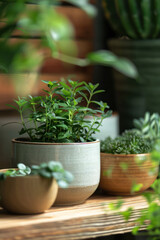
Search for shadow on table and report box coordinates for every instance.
[87,232,151,240]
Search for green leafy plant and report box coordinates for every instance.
[108,179,160,240]
[10,79,112,143]
[133,112,160,169]
[133,112,160,143]
[101,129,153,154]
[0,161,73,188]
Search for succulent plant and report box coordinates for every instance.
[103,0,160,39]
[133,112,160,141]
[101,129,152,154]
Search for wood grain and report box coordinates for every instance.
[0,193,148,240]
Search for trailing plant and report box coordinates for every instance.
[101,129,153,154]
[103,0,160,39]
[106,178,160,240]
[0,161,73,188]
[10,79,112,143]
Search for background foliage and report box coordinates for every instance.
[0,0,137,78]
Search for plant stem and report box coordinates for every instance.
[53,52,90,67]
[32,104,38,132]
[19,108,30,138]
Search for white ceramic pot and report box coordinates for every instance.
[12,139,100,205]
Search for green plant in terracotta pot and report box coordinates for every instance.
[0,161,73,214]
[100,113,160,195]
[102,0,160,132]
[10,78,112,205]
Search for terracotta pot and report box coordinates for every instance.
[0,171,58,214]
[99,153,159,195]
[12,138,100,205]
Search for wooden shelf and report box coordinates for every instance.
[0,193,148,240]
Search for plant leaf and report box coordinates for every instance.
[87,50,138,78]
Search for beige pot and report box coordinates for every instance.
[0,171,58,214]
[99,153,159,195]
[12,139,100,205]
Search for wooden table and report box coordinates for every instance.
[0,193,148,240]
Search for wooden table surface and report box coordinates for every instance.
[0,192,148,240]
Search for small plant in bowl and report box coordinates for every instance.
[10,78,112,205]
[101,129,152,155]
[100,116,159,196]
[0,161,73,214]
[11,79,111,143]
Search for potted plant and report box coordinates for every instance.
[0,161,73,214]
[10,78,112,205]
[99,113,159,195]
[104,114,160,239]
[102,0,160,132]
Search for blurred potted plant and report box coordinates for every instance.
[0,161,73,214]
[0,0,137,80]
[103,0,160,132]
[10,78,111,205]
[100,113,159,195]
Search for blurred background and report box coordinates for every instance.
[0,0,119,168]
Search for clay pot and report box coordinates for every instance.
[99,153,159,195]
[12,139,100,205]
[0,172,58,214]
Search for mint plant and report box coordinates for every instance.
[10,79,112,143]
[0,161,73,188]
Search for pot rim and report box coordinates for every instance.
[12,138,100,145]
[0,169,38,179]
[0,169,57,181]
[100,152,150,157]
[108,38,160,43]
[108,38,160,48]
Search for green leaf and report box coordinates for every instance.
[103,166,114,178]
[119,162,128,172]
[87,50,138,78]
[108,199,124,211]
[48,161,62,171]
[131,182,143,194]
[17,163,26,170]
[58,180,68,188]
[120,207,133,221]
[6,104,18,110]
[59,81,70,90]
[66,0,97,17]
[30,166,39,172]
[132,226,140,235]
[39,169,52,178]
[64,171,74,183]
